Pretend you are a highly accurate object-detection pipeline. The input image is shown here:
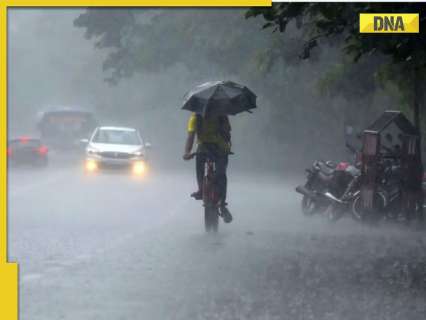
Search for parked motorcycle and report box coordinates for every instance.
[325,144,362,222]
[296,157,356,217]
[326,164,361,221]
[296,160,336,216]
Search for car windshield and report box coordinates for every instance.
[92,129,140,145]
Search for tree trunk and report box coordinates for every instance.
[414,67,421,133]
[413,64,423,221]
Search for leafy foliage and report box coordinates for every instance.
[247,4,426,65]
[247,3,426,135]
[74,9,277,84]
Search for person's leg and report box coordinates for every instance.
[215,154,228,203]
[192,153,205,200]
[215,153,232,223]
[214,154,227,202]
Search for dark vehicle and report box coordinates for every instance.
[37,108,97,150]
[295,159,355,217]
[356,111,423,223]
[7,137,48,167]
[296,160,336,216]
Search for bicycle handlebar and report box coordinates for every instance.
[189,151,234,159]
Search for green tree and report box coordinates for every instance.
[74,9,278,84]
[246,3,426,132]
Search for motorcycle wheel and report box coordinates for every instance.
[301,195,326,216]
[204,206,219,233]
[327,204,345,222]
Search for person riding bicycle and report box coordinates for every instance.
[183,112,233,223]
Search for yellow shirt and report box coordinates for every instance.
[187,113,230,152]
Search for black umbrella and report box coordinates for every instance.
[182,81,257,116]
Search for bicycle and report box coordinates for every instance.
[202,154,220,232]
[189,150,231,232]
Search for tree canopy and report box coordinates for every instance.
[74,9,282,84]
[247,4,426,64]
[247,3,426,131]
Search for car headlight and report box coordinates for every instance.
[132,161,146,175]
[85,159,98,172]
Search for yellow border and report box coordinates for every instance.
[0,1,271,319]
[1,2,19,320]
[7,0,271,6]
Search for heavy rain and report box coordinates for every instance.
[7,6,426,320]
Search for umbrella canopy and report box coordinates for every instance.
[182,81,257,116]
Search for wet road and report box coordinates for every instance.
[8,160,426,320]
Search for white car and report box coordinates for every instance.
[82,126,150,176]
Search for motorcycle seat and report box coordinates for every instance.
[318,171,335,182]
[317,162,335,176]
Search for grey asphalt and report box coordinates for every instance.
[8,161,426,320]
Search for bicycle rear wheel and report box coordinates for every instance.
[204,206,219,233]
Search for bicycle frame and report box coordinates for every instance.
[202,157,220,207]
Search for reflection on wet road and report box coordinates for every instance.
[9,163,426,320]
